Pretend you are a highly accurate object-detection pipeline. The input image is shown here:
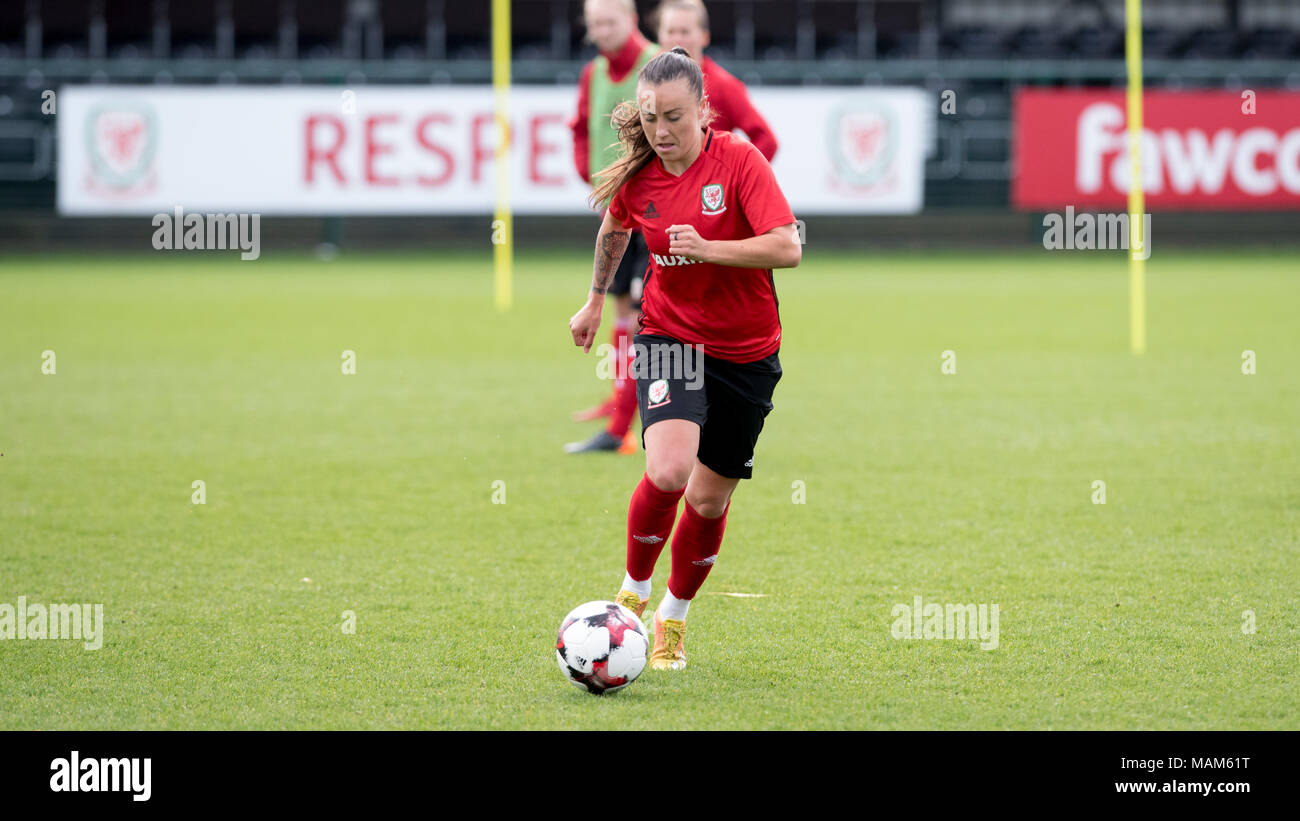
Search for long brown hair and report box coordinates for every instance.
[588,46,714,209]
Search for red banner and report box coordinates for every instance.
[1013,89,1300,210]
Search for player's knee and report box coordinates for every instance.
[646,457,692,492]
[685,491,730,519]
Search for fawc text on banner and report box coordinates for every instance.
[1013,89,1300,211]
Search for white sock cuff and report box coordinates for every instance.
[621,574,651,601]
[659,590,691,621]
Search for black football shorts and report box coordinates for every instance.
[632,333,782,480]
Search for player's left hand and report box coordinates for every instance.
[667,224,709,263]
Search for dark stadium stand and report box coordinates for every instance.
[3,0,1298,74]
[3,0,1298,67]
[1,0,1299,226]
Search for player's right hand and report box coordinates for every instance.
[569,300,603,353]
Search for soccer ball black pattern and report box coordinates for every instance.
[555,600,648,694]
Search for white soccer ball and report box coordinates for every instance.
[555,600,648,694]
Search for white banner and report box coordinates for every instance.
[58,85,927,215]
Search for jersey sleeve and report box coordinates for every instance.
[734,141,795,238]
[570,62,594,183]
[714,71,778,162]
[730,87,779,162]
[606,186,637,229]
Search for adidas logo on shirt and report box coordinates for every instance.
[643,202,659,219]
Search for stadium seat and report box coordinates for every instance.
[170,0,217,62]
[297,0,346,61]
[105,0,151,62]
[0,0,21,58]
[1182,28,1239,59]
[1141,27,1188,59]
[38,0,89,60]
[1008,26,1066,59]
[1069,27,1124,59]
[232,0,279,62]
[877,31,920,60]
[516,43,550,62]
[381,0,428,61]
[49,42,87,61]
[452,44,488,62]
[1239,28,1297,58]
[818,32,859,62]
[941,26,1012,60]
[707,44,733,63]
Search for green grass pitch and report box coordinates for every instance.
[1,247,1296,729]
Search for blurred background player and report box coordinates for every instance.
[565,0,659,454]
[654,0,778,162]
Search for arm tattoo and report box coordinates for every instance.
[591,229,630,296]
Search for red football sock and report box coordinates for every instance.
[667,499,730,601]
[610,318,629,383]
[626,473,685,582]
[605,347,639,437]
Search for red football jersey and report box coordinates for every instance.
[607,128,795,363]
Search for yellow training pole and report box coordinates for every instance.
[492,0,513,311]
[1125,0,1146,354]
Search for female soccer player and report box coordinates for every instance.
[568,47,800,671]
